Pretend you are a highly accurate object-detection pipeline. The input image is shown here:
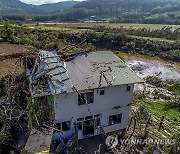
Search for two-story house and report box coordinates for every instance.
[28,50,144,140]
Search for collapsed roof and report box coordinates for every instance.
[28,50,144,97]
[28,50,73,97]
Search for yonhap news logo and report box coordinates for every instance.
[119,138,176,145]
[106,136,119,149]
[106,136,175,149]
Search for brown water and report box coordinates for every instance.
[116,52,180,81]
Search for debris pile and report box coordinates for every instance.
[28,50,74,97]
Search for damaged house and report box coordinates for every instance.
[27,50,144,140]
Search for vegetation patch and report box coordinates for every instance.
[133,93,180,126]
[145,76,180,94]
[1,22,180,62]
[26,98,51,128]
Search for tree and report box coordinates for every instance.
[1,22,15,42]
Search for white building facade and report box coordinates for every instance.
[52,84,134,139]
[28,50,143,140]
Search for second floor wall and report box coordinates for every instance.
[54,84,134,122]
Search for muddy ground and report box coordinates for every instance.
[0,42,31,77]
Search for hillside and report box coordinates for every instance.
[0,0,180,24]
[50,0,180,24]
[35,1,78,13]
[0,0,45,15]
[0,0,78,16]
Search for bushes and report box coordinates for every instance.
[145,76,165,87]
[166,81,180,95]
[145,76,180,95]
[1,23,180,61]
[1,22,15,42]
[26,99,45,127]
[26,97,50,128]
[137,105,150,120]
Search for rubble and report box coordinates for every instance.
[28,50,74,97]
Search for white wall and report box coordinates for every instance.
[54,84,134,131]
[102,106,130,133]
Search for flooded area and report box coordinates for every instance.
[116,52,180,81]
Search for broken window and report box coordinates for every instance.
[126,85,131,91]
[78,92,94,105]
[109,114,122,125]
[62,121,71,131]
[100,89,105,95]
[78,93,86,105]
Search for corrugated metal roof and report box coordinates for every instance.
[66,51,144,92]
[29,50,73,97]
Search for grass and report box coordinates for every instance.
[133,93,180,126]
[166,82,180,95]
[144,101,179,126]
[133,92,180,140]
[24,24,81,33]
[128,35,175,43]
[23,23,180,31]
[132,93,180,140]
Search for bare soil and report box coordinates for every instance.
[0,42,30,77]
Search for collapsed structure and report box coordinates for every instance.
[27,50,144,140]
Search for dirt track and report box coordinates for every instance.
[0,42,30,77]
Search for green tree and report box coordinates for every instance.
[1,22,15,42]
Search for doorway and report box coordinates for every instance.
[77,114,101,139]
[83,119,94,137]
